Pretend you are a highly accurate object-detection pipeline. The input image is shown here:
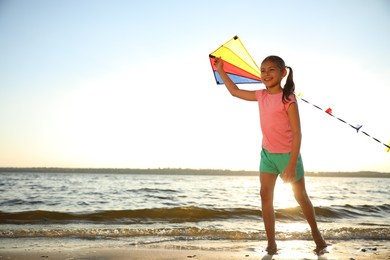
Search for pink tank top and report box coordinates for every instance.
[255,89,297,153]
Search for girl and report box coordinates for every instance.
[214,55,327,255]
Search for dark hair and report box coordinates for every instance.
[261,55,295,103]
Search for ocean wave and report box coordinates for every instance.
[1,226,389,241]
[0,207,259,224]
[1,204,389,225]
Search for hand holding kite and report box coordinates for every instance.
[213,57,224,75]
[209,35,261,84]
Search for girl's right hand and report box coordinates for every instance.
[214,57,224,72]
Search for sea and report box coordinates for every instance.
[0,170,389,249]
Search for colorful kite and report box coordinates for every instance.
[209,35,261,84]
[209,35,390,152]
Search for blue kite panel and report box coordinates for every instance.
[214,72,262,85]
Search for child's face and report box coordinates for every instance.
[260,60,286,89]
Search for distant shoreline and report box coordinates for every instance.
[0,167,389,178]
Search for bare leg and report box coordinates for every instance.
[291,177,327,251]
[260,172,278,254]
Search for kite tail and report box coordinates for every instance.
[298,95,390,152]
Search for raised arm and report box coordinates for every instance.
[214,58,257,101]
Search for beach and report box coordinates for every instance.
[1,238,389,259]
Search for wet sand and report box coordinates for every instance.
[1,239,389,259]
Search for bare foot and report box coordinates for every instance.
[312,230,327,248]
[265,245,278,255]
[314,245,329,255]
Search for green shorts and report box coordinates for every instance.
[260,148,304,182]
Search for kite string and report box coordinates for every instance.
[298,94,390,152]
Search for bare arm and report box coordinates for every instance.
[214,58,257,101]
[282,102,302,183]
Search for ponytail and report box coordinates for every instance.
[282,66,295,104]
[261,55,295,104]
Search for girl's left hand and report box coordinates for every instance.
[282,164,296,183]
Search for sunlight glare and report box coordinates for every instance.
[273,178,299,209]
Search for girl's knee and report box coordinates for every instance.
[291,178,310,204]
[293,189,310,205]
[259,172,277,202]
[260,187,274,202]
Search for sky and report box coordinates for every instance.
[0,0,389,172]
